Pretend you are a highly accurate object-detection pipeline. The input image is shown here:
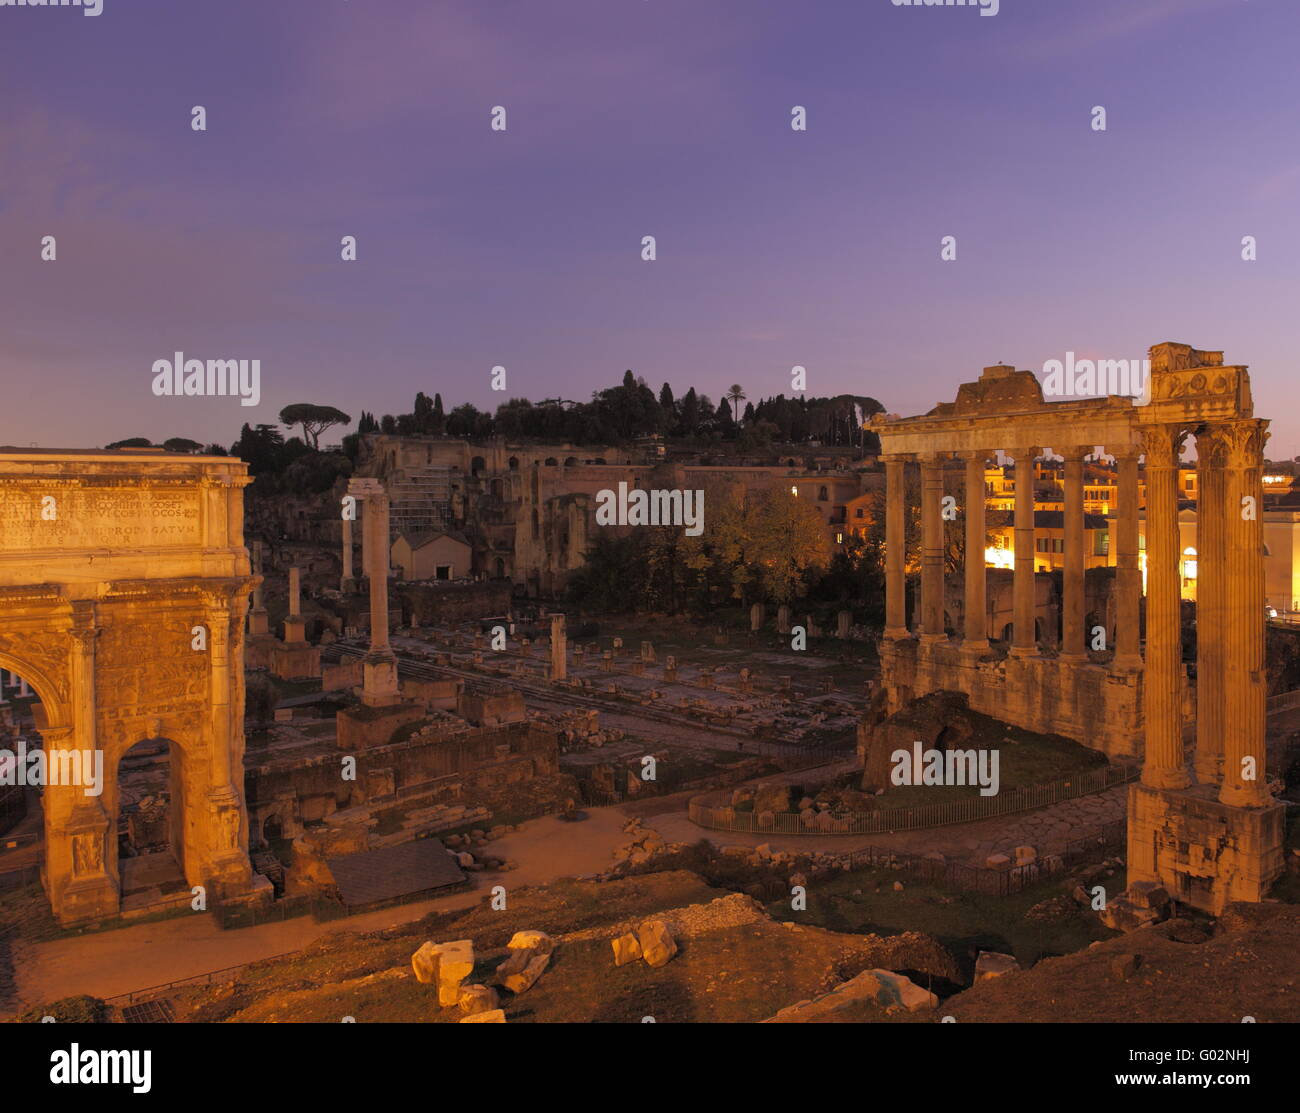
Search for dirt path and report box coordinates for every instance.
[7,807,632,1013]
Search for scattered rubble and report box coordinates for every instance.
[764,969,938,1021]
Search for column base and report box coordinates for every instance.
[361,652,402,707]
[54,875,120,926]
[1141,766,1192,791]
[919,633,948,645]
[1058,652,1089,665]
[1193,755,1224,787]
[1219,784,1271,809]
[1009,644,1038,658]
[883,627,910,641]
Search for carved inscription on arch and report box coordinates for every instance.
[0,484,200,551]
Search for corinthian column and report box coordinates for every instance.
[1061,447,1088,661]
[1219,419,1270,807]
[1140,425,1191,789]
[884,456,908,639]
[963,452,989,651]
[1194,426,1227,786]
[1011,447,1040,656]
[1113,450,1142,667]
[920,457,946,642]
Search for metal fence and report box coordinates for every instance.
[688,762,1138,837]
[104,949,302,1008]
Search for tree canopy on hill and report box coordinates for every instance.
[279,403,352,449]
[368,373,884,450]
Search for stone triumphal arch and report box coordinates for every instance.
[0,450,262,924]
[871,342,1285,913]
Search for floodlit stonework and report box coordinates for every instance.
[0,450,265,924]
[872,343,1285,914]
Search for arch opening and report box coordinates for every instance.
[115,737,192,912]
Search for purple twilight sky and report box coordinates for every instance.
[2,0,1298,456]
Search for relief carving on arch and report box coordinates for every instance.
[71,831,104,878]
[0,627,70,711]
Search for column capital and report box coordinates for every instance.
[880,453,913,465]
[1008,446,1042,462]
[67,600,100,647]
[1217,418,1269,469]
[1139,425,1189,469]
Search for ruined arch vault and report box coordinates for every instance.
[0,450,262,924]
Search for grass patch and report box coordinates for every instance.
[784,863,1123,973]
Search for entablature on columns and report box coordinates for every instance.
[870,343,1255,458]
[873,404,1142,459]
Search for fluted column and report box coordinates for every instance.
[920,457,946,641]
[1219,418,1270,806]
[206,594,234,790]
[1113,450,1142,667]
[341,516,354,591]
[1061,447,1088,660]
[366,493,392,653]
[1194,427,1227,786]
[884,456,908,638]
[1011,447,1040,656]
[1140,425,1190,789]
[963,452,989,650]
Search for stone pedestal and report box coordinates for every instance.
[1126,782,1285,914]
[336,700,425,751]
[272,641,321,681]
[361,652,401,707]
